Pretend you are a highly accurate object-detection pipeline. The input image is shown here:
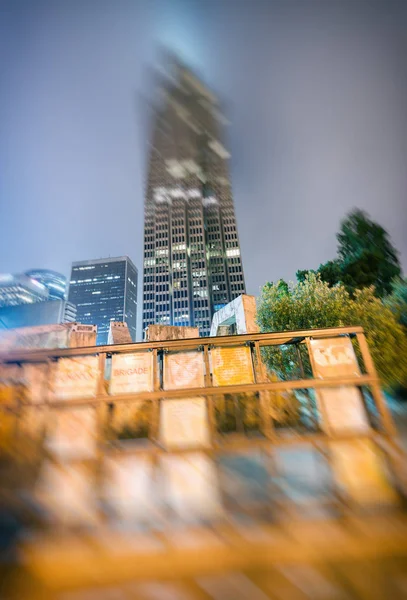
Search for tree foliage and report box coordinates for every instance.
[257,273,407,391]
[297,209,402,297]
[385,277,407,330]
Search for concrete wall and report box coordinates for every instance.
[210,295,258,337]
[0,322,97,351]
[108,322,133,345]
[145,324,199,342]
[70,324,97,347]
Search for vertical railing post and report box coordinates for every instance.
[296,342,318,431]
[203,344,217,444]
[254,340,275,441]
[97,352,107,397]
[96,352,107,459]
[151,348,160,443]
[356,332,397,438]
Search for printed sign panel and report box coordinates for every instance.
[46,407,97,460]
[110,352,153,395]
[52,356,99,400]
[309,338,368,434]
[161,452,223,522]
[317,386,369,434]
[35,461,99,526]
[109,401,151,441]
[0,409,16,449]
[160,397,210,449]
[20,406,47,441]
[211,346,254,387]
[163,351,205,390]
[330,439,398,506]
[273,447,332,505]
[0,363,21,384]
[103,455,157,526]
[219,452,270,508]
[0,363,48,405]
[0,364,21,405]
[309,337,360,379]
[0,386,14,405]
[23,363,48,404]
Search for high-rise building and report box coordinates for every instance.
[0,299,76,330]
[0,274,49,307]
[0,271,75,330]
[25,269,67,300]
[67,257,138,345]
[142,59,246,337]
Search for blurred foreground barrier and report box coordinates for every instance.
[1,326,407,598]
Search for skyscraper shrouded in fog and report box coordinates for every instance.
[142,59,246,337]
[68,256,138,345]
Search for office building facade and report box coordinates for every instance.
[142,59,245,337]
[68,257,138,345]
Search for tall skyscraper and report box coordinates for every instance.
[67,256,138,344]
[142,59,246,337]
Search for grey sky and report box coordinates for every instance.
[1,0,406,325]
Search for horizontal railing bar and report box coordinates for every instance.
[0,326,364,363]
[99,431,377,456]
[7,374,377,408]
[21,508,407,593]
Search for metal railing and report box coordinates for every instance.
[0,326,398,445]
[2,326,407,598]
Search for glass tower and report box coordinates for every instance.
[25,269,67,300]
[68,257,138,345]
[0,274,49,307]
[142,60,246,337]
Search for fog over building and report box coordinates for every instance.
[142,58,246,337]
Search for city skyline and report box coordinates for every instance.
[142,59,245,336]
[1,0,407,340]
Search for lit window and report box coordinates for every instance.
[187,188,201,199]
[226,248,240,258]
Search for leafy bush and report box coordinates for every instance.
[257,273,407,391]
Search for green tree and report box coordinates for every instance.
[297,261,341,287]
[318,259,342,287]
[337,209,401,296]
[296,209,402,297]
[346,287,407,390]
[296,269,315,283]
[257,273,407,391]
